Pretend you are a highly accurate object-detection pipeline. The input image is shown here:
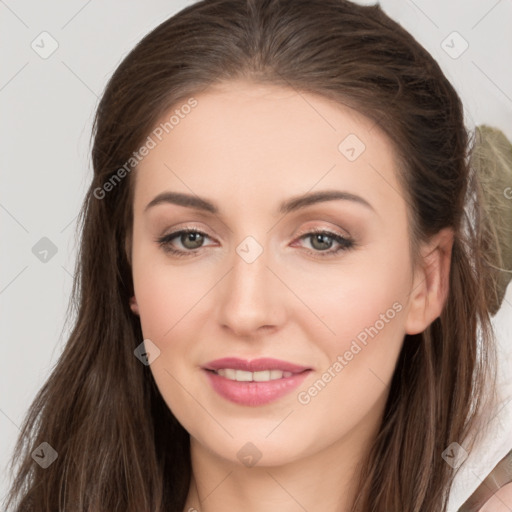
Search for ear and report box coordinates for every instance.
[129,295,140,316]
[405,227,454,335]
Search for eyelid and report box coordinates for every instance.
[294,224,351,240]
[159,225,216,246]
[157,222,210,236]
[159,221,351,241]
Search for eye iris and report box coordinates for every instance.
[310,233,333,251]
[182,232,204,250]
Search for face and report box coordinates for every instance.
[128,79,440,467]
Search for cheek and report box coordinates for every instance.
[300,244,411,352]
[132,250,214,340]
[291,271,407,448]
[293,245,410,419]
[305,275,406,402]
[134,266,177,340]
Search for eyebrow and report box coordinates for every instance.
[144,190,376,215]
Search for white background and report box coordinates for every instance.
[1,1,511,510]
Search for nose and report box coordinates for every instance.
[216,242,285,338]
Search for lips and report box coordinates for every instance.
[201,357,312,406]
[202,357,311,374]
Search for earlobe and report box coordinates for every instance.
[129,296,140,315]
[404,228,454,335]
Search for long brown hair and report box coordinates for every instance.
[4,1,508,510]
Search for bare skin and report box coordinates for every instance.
[478,483,512,511]
[128,80,453,512]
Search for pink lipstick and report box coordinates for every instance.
[202,357,312,406]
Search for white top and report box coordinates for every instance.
[448,283,512,511]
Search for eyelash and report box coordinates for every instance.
[156,227,355,259]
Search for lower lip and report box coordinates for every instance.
[203,369,311,406]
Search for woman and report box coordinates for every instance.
[4,0,511,511]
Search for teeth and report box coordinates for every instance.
[215,368,294,381]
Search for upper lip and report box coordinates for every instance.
[203,357,311,374]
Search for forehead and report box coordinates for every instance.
[132,79,404,219]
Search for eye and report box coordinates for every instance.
[156,228,215,257]
[293,228,355,257]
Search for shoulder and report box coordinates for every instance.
[458,449,512,512]
[477,482,512,512]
